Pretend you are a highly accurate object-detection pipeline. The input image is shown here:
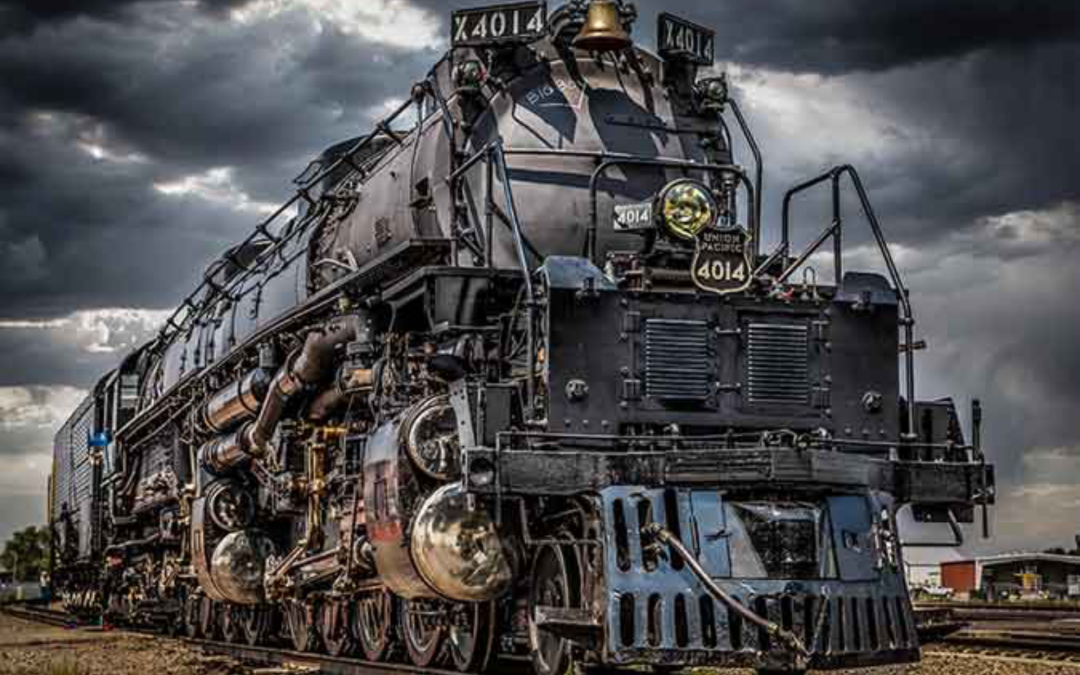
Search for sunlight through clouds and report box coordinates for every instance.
[232,0,443,50]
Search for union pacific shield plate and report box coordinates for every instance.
[692,228,753,295]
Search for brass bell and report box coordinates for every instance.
[572,0,632,52]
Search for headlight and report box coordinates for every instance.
[659,180,717,241]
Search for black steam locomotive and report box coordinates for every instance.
[48,2,994,673]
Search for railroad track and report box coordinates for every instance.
[0,602,523,675]
[181,638,509,675]
[925,629,1080,667]
[0,603,72,628]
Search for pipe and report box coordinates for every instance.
[642,523,810,658]
[247,324,357,452]
[201,368,272,434]
[200,423,258,474]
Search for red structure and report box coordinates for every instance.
[940,560,977,593]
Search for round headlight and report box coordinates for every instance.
[659,180,717,241]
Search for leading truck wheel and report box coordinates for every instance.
[199,598,219,640]
[240,605,275,646]
[354,591,396,662]
[448,601,496,673]
[320,599,356,657]
[529,545,581,675]
[183,594,202,638]
[220,604,243,644]
[400,599,446,668]
[284,599,321,653]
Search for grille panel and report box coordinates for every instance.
[645,319,710,401]
[747,323,810,405]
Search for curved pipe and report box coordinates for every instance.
[247,324,357,452]
[643,523,810,657]
[201,368,272,434]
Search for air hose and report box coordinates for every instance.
[641,523,811,658]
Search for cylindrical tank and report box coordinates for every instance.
[200,369,272,434]
[318,43,714,281]
[199,423,257,475]
[410,482,519,602]
[209,530,275,605]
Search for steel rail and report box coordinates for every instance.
[1,604,517,675]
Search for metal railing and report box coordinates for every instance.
[777,164,919,443]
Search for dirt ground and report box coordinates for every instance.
[0,614,253,675]
[1,612,1079,675]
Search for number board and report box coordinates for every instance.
[657,13,715,66]
[692,228,753,295]
[613,201,654,232]
[452,2,548,47]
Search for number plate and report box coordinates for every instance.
[657,13,715,66]
[613,201,654,231]
[452,2,548,47]
[692,228,753,295]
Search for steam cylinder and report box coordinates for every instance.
[209,530,275,605]
[409,482,519,602]
[201,369,272,434]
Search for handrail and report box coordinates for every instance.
[780,164,918,442]
[726,99,763,259]
[151,91,423,352]
[490,143,538,417]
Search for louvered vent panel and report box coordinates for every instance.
[645,319,711,401]
[747,323,810,405]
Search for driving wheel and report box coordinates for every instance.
[283,599,321,653]
[199,598,219,640]
[353,591,397,662]
[320,599,356,657]
[448,601,496,673]
[183,593,203,638]
[220,604,242,644]
[529,545,581,675]
[400,599,446,668]
[240,605,275,646]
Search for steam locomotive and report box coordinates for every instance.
[48,1,994,673]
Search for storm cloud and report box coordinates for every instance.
[0,0,1077,552]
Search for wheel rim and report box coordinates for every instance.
[285,600,319,653]
[199,598,218,640]
[354,592,395,662]
[320,600,356,657]
[221,604,242,644]
[529,546,577,675]
[400,599,445,668]
[241,605,273,646]
[183,594,202,638]
[448,602,496,673]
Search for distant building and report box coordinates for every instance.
[941,553,1080,600]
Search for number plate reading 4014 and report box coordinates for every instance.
[452,2,547,47]
[692,229,752,295]
[658,13,715,66]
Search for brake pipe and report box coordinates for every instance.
[641,523,811,658]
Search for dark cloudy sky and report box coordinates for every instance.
[0,0,1078,557]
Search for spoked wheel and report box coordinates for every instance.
[400,599,446,668]
[448,601,497,673]
[220,604,243,644]
[183,593,203,638]
[529,545,581,675]
[319,599,356,657]
[354,591,397,662]
[283,599,321,653]
[199,598,219,640]
[240,605,275,646]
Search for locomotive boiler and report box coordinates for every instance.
[48,1,995,673]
